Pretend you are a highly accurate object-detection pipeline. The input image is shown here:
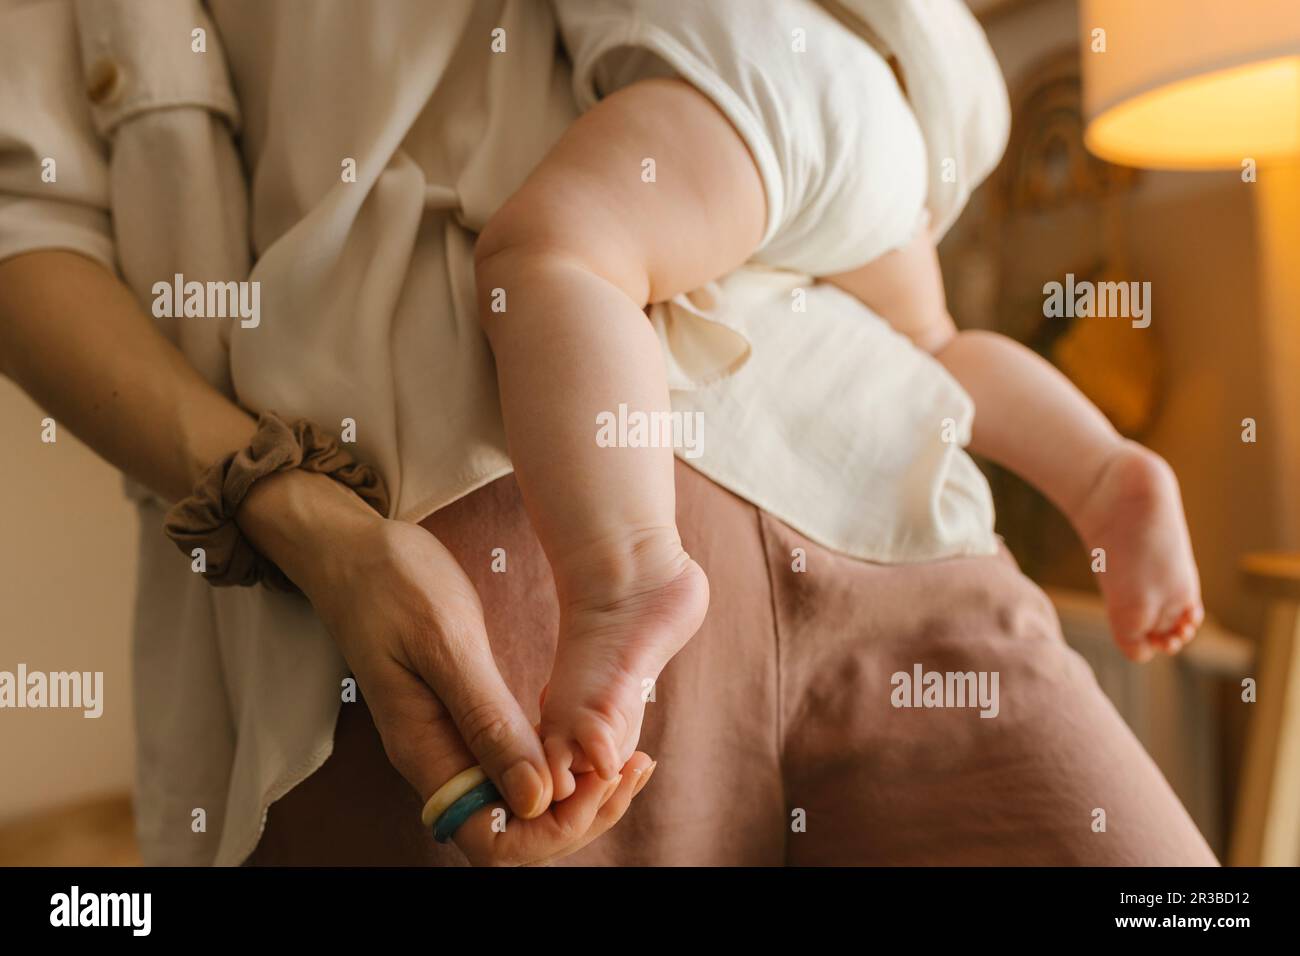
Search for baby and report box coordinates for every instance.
[474,3,1202,798]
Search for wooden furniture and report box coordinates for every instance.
[1230,553,1300,866]
[0,793,139,866]
[1050,586,1252,857]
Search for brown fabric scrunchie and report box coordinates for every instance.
[163,412,391,592]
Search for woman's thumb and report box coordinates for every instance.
[409,629,553,819]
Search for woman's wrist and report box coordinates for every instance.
[235,468,383,594]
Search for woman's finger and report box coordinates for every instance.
[404,609,553,820]
[362,663,477,802]
[455,767,623,866]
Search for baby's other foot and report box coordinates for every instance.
[1076,441,1203,661]
[541,532,708,799]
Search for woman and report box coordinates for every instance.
[0,0,1215,865]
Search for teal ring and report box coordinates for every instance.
[432,780,503,844]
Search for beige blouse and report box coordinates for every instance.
[0,0,1006,864]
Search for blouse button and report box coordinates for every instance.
[85,57,126,107]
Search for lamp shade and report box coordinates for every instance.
[1080,0,1300,169]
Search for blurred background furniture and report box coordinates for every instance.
[1233,554,1300,865]
[943,0,1300,863]
[1078,0,1300,868]
[0,794,139,867]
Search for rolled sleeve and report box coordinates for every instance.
[550,0,790,252]
[550,0,934,272]
[0,0,114,269]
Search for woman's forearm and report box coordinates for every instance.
[0,249,375,586]
[0,250,254,501]
[0,253,589,839]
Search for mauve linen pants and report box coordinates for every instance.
[248,462,1216,866]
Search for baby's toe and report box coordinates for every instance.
[573,712,623,781]
[1108,602,1159,660]
[543,735,578,801]
[1162,606,1202,653]
[1120,638,1156,663]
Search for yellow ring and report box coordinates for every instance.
[420,766,488,829]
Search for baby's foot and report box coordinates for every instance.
[541,531,708,799]
[1075,440,1203,661]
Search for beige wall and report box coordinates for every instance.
[1132,175,1274,639]
[0,379,138,822]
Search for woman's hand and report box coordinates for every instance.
[240,470,654,865]
[453,749,654,866]
[0,252,647,864]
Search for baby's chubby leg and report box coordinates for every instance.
[828,234,1202,661]
[474,78,766,797]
